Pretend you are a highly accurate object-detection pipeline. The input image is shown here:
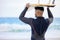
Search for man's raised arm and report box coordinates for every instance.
[47,7,54,24]
[19,3,32,24]
[19,7,28,19]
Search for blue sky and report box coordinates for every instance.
[0,0,60,18]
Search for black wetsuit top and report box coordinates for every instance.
[19,7,53,40]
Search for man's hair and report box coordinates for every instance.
[35,7,44,11]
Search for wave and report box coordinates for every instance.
[0,18,60,32]
[0,23,60,32]
[0,23,31,32]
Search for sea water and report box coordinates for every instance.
[0,17,60,39]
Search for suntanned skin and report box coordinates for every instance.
[19,3,53,40]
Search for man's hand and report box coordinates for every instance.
[26,3,30,8]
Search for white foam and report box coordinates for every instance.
[0,23,31,32]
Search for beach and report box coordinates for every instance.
[0,38,60,40]
[0,30,60,40]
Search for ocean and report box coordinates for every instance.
[0,17,60,39]
[0,17,60,32]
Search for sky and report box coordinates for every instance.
[0,0,60,18]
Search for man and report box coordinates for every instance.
[19,3,53,40]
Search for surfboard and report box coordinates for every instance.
[30,4,55,7]
[30,0,55,7]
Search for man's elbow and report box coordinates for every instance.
[19,16,22,20]
[52,17,54,22]
[49,17,54,24]
[49,15,54,20]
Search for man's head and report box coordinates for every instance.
[35,7,44,17]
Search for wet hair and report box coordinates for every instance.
[35,7,44,11]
